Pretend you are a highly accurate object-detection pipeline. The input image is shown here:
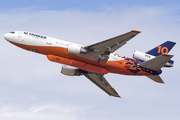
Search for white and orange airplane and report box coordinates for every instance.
[4,30,176,98]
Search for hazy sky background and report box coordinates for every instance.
[0,0,180,120]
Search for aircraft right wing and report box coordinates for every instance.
[82,72,120,98]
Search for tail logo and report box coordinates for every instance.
[157,46,168,54]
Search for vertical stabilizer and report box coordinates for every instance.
[146,75,164,83]
[146,41,176,56]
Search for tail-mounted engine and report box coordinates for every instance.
[133,51,173,67]
[133,51,155,62]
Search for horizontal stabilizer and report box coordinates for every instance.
[139,54,173,71]
[146,75,164,83]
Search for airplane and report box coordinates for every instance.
[4,30,176,98]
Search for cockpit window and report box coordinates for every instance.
[10,31,15,34]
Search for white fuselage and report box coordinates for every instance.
[4,31,125,62]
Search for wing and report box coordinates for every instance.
[81,72,120,98]
[79,30,140,64]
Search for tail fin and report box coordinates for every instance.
[146,41,176,56]
[145,41,176,84]
[146,41,176,66]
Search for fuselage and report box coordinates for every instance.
[4,31,161,76]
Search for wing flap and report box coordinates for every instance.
[83,73,120,98]
[139,54,173,71]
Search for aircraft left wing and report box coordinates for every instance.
[81,30,140,64]
[82,72,120,98]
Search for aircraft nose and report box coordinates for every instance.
[4,33,10,40]
[4,33,11,41]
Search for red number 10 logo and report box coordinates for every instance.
[157,46,169,54]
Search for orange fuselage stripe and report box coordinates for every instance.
[9,41,151,76]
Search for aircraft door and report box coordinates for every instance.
[46,38,52,45]
[18,32,22,38]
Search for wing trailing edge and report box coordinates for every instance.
[82,73,121,98]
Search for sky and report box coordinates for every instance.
[0,0,180,120]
